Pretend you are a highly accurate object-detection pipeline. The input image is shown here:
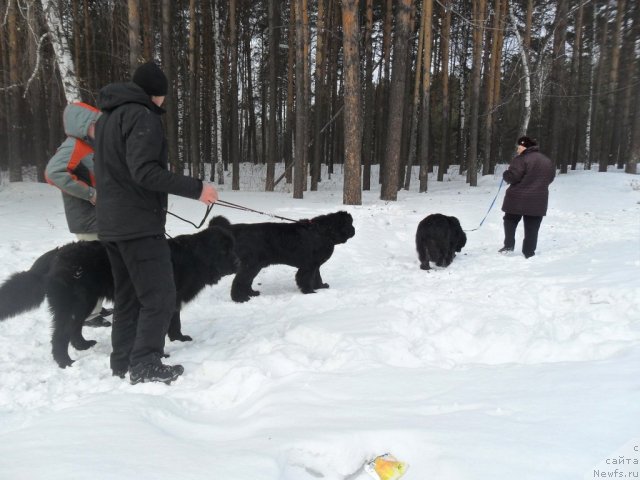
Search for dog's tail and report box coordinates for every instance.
[0,247,58,321]
[208,216,232,229]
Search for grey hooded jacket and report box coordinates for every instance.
[45,103,101,233]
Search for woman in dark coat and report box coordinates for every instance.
[499,136,556,258]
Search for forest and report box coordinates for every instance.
[0,0,638,204]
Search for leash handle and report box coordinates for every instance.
[465,177,504,232]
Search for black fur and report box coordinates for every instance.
[0,226,237,368]
[209,211,355,302]
[415,214,466,270]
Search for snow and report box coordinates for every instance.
[0,165,638,479]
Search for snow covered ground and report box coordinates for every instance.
[0,164,638,480]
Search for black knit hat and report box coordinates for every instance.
[132,62,168,97]
[517,136,537,148]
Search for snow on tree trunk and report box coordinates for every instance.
[40,0,81,104]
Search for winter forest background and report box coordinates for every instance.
[0,0,638,205]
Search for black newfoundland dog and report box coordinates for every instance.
[0,226,237,368]
[209,211,355,302]
[415,214,466,270]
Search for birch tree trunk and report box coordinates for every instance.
[212,0,224,184]
[229,0,239,190]
[509,3,531,137]
[188,0,200,178]
[40,0,81,104]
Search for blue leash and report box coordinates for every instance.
[465,178,504,232]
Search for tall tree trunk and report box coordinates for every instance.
[362,0,374,191]
[212,0,224,184]
[311,0,327,191]
[592,3,609,168]
[483,0,503,175]
[605,0,626,170]
[626,81,639,175]
[570,1,585,170]
[265,0,279,190]
[468,0,486,187]
[341,0,362,205]
[40,0,81,103]
[229,0,240,189]
[293,0,307,198]
[418,0,434,193]
[378,0,393,184]
[437,0,451,182]
[128,0,141,72]
[188,0,200,178]
[403,3,423,190]
[141,0,153,60]
[381,0,412,201]
[162,0,179,172]
[8,0,22,181]
[550,0,568,172]
[585,0,598,170]
[510,3,531,137]
[284,0,296,185]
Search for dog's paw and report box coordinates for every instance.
[56,358,75,369]
[170,334,193,342]
[73,339,97,351]
[300,288,317,294]
[249,289,261,297]
[231,293,251,303]
[318,283,329,289]
[420,263,431,271]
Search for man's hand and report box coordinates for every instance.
[199,183,219,205]
[89,187,97,205]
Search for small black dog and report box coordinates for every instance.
[209,211,355,302]
[415,214,466,270]
[0,226,237,368]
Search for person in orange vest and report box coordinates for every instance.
[45,102,112,327]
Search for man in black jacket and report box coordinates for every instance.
[94,61,218,384]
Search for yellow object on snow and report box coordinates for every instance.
[364,453,408,480]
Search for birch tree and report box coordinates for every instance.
[40,0,81,103]
[509,2,531,137]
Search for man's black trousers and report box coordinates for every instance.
[103,235,176,371]
[503,213,543,258]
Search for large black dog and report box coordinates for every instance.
[415,214,466,270]
[0,226,237,368]
[209,211,355,302]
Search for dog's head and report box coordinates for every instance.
[447,216,467,252]
[307,211,355,245]
[208,216,232,229]
[197,226,239,281]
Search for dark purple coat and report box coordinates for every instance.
[501,146,556,217]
